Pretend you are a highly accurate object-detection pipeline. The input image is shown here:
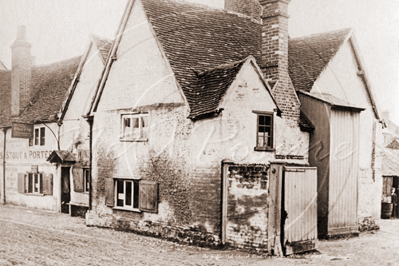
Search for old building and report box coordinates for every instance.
[224,1,383,238]
[53,35,113,215]
[0,26,80,211]
[83,0,316,254]
[289,29,383,237]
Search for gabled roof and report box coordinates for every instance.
[59,36,114,125]
[47,150,76,164]
[382,149,399,177]
[91,35,113,64]
[298,91,365,112]
[289,28,381,121]
[386,139,399,150]
[289,28,351,93]
[91,0,264,119]
[13,57,81,124]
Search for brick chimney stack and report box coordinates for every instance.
[260,0,300,123]
[11,25,32,116]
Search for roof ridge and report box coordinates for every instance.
[198,58,248,76]
[291,27,352,41]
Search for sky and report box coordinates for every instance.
[1,0,399,123]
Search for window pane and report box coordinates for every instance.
[28,174,33,193]
[125,181,132,206]
[40,127,45,146]
[258,132,264,147]
[34,174,39,192]
[258,126,265,133]
[141,116,148,128]
[34,129,39,145]
[116,180,124,207]
[265,116,271,126]
[39,174,43,194]
[259,115,265,125]
[132,118,139,128]
[123,118,131,138]
[133,181,139,209]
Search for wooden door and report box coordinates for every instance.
[283,167,318,255]
[61,167,71,214]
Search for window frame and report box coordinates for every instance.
[26,172,43,195]
[113,179,140,212]
[33,126,45,146]
[120,113,149,142]
[253,111,275,152]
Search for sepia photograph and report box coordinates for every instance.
[1,0,399,265]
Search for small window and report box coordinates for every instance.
[27,173,43,194]
[121,114,149,141]
[114,179,139,210]
[33,127,45,146]
[34,129,39,145]
[83,169,90,193]
[40,127,45,146]
[255,113,274,151]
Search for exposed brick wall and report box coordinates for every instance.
[11,25,32,116]
[260,0,300,124]
[224,0,262,19]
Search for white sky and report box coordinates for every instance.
[1,0,399,123]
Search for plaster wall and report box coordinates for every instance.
[0,123,59,211]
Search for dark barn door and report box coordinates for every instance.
[61,167,71,214]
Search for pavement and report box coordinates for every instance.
[0,204,399,265]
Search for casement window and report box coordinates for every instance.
[72,166,90,193]
[254,112,274,151]
[121,114,149,141]
[17,173,53,195]
[105,178,158,213]
[33,127,45,146]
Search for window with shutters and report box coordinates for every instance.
[17,172,53,196]
[105,179,158,213]
[120,113,149,141]
[113,179,140,211]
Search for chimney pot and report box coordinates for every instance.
[16,25,27,41]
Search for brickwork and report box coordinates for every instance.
[11,26,32,116]
[226,165,269,252]
[224,0,262,19]
[260,0,300,124]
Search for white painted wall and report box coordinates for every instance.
[0,123,59,211]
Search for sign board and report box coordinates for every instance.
[11,122,34,139]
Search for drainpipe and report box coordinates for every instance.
[2,127,9,205]
[83,115,93,210]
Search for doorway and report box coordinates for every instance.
[61,167,71,214]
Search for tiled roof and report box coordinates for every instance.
[190,59,245,119]
[0,70,11,127]
[47,150,76,163]
[141,0,262,119]
[288,28,352,92]
[15,56,81,124]
[91,35,113,64]
[298,91,365,111]
[387,139,399,150]
[382,149,399,177]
